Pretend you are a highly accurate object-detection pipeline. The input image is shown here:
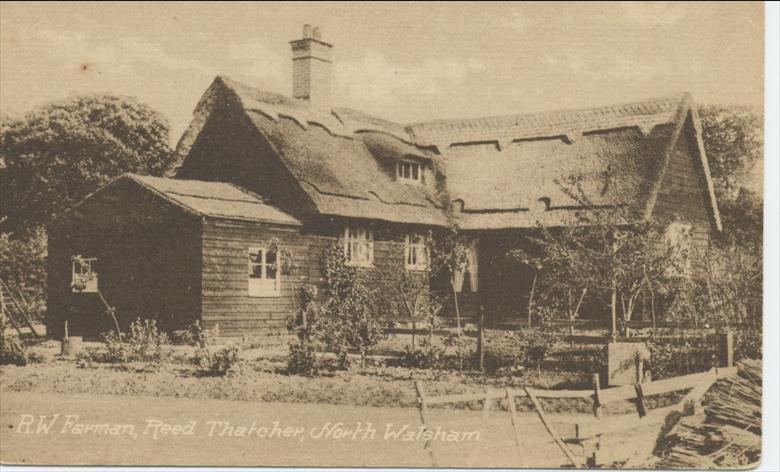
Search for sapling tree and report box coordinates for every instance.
[430,226,470,329]
[288,242,387,371]
[376,231,446,348]
[511,179,671,339]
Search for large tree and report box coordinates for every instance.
[698,104,763,250]
[0,95,174,234]
[0,95,174,314]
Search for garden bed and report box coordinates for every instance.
[1,337,686,416]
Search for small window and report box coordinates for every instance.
[344,225,374,267]
[248,247,280,297]
[72,256,98,293]
[397,161,422,183]
[404,232,429,270]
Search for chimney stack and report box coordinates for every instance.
[290,24,333,107]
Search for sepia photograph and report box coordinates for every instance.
[0,1,775,470]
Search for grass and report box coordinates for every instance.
[0,334,688,415]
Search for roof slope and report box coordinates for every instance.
[129,174,301,225]
[173,77,720,231]
[173,77,448,226]
[410,94,721,230]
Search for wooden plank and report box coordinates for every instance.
[414,381,436,467]
[634,383,647,418]
[424,389,505,405]
[524,387,581,468]
[591,373,603,418]
[521,388,594,399]
[422,367,738,408]
[573,404,679,439]
[505,388,525,464]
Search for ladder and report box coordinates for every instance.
[0,279,41,337]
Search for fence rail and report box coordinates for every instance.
[414,366,737,467]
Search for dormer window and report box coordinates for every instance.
[397,161,422,184]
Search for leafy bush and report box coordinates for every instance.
[0,330,27,366]
[26,350,49,364]
[287,342,319,376]
[483,331,524,373]
[319,243,386,364]
[483,329,558,374]
[647,337,719,379]
[286,245,387,373]
[735,329,761,360]
[194,344,241,376]
[0,229,47,320]
[442,330,472,370]
[99,317,170,363]
[169,320,204,346]
[398,339,446,369]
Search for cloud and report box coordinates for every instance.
[223,39,287,90]
[334,52,484,108]
[36,29,212,78]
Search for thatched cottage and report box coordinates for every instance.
[46,26,721,339]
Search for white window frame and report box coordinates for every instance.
[72,256,98,293]
[344,225,374,267]
[404,232,429,270]
[397,160,422,184]
[248,247,281,297]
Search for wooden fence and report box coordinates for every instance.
[413,366,737,468]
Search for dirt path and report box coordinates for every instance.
[0,391,573,467]
[1,391,667,467]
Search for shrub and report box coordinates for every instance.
[102,330,130,363]
[483,329,557,374]
[26,350,49,364]
[286,245,387,373]
[734,329,761,360]
[442,330,472,370]
[398,339,445,369]
[0,331,27,366]
[0,229,47,320]
[170,320,204,346]
[515,328,558,372]
[99,317,170,363]
[287,342,319,376]
[483,331,524,373]
[647,337,718,379]
[194,344,241,376]
[320,243,386,364]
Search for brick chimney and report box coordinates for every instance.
[290,24,333,107]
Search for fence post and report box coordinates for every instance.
[414,380,436,466]
[505,389,525,464]
[591,373,603,418]
[635,352,644,384]
[477,306,485,372]
[718,331,733,368]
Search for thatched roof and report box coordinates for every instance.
[172,77,447,226]
[172,77,721,231]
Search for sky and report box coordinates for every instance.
[0,1,765,143]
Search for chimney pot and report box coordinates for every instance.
[302,24,312,38]
[312,26,322,40]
